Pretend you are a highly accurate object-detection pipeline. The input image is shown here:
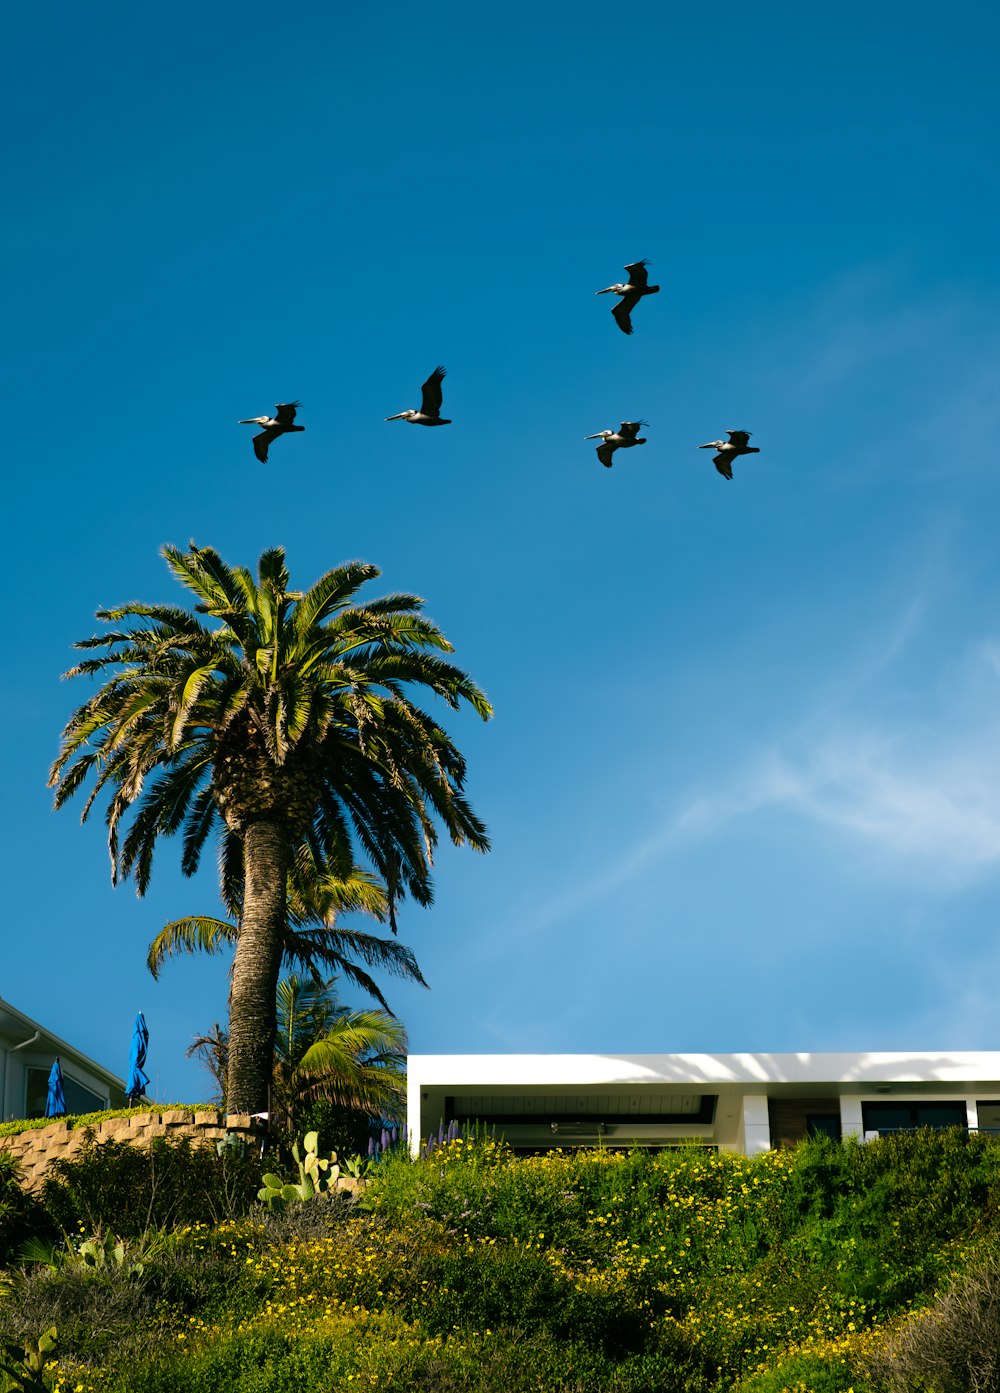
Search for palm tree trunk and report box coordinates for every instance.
[227,820,291,1114]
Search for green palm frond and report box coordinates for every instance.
[292,1003,407,1117]
[287,856,390,926]
[147,916,238,979]
[149,857,423,1013]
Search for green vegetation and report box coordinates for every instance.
[49,544,491,1114]
[3,1128,1000,1390]
[0,1108,205,1140]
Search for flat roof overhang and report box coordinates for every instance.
[409,1052,1000,1097]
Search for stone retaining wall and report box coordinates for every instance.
[0,1110,261,1191]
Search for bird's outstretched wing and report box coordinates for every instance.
[612,296,637,335]
[253,427,280,463]
[727,430,751,449]
[597,442,615,468]
[714,453,733,480]
[420,367,446,417]
[275,402,300,425]
[619,421,643,441]
[624,259,650,288]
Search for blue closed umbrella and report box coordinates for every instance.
[126,1011,149,1104]
[45,1058,66,1118]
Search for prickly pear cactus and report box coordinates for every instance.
[257,1172,300,1208]
[258,1135,342,1207]
[0,1325,58,1392]
[298,1131,341,1192]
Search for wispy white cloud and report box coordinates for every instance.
[661,633,1000,883]
[766,734,1000,869]
[505,636,1000,957]
[485,641,1000,958]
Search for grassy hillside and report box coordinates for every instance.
[2,1129,999,1391]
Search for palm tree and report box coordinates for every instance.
[50,545,491,1113]
[273,975,407,1132]
[147,860,428,1014]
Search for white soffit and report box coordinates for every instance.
[409,1052,1000,1088]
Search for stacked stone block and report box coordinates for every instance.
[0,1110,259,1191]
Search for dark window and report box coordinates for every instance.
[861,1101,967,1134]
[444,1094,717,1126]
[25,1067,106,1120]
[806,1114,842,1141]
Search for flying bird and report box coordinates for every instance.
[385,366,451,425]
[699,429,759,480]
[595,259,661,335]
[585,421,648,468]
[238,402,304,463]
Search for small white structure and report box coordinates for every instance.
[0,997,127,1122]
[407,1052,1000,1156]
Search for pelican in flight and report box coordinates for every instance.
[595,259,661,335]
[585,421,648,468]
[238,402,304,463]
[699,430,759,480]
[385,366,451,426]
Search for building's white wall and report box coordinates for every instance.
[406,1054,1000,1158]
[839,1096,864,1141]
[408,1080,424,1157]
[739,1094,771,1155]
[0,1031,119,1121]
[0,1000,125,1120]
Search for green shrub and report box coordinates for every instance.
[736,1350,869,1392]
[8,1130,1000,1391]
[0,1153,51,1268]
[82,1314,700,1393]
[40,1134,263,1236]
[780,1131,1000,1316]
[291,1099,372,1160]
[78,1321,359,1393]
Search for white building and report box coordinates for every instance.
[0,996,127,1121]
[407,1052,1000,1155]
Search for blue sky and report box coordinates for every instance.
[3,1,1000,1102]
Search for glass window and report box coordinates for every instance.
[915,1103,968,1130]
[806,1114,841,1141]
[25,1067,106,1120]
[862,1101,966,1134]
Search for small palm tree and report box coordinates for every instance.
[186,1023,228,1105]
[276,975,407,1124]
[189,978,406,1133]
[50,545,490,1113]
